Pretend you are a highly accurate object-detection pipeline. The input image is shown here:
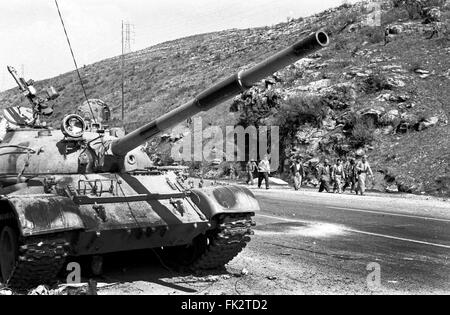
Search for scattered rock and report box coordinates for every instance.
[380,109,400,127]
[360,106,386,124]
[414,69,430,75]
[0,289,13,296]
[387,77,406,88]
[299,79,332,92]
[382,125,395,135]
[377,93,409,103]
[418,117,439,131]
[306,158,320,166]
[355,148,366,157]
[28,285,51,295]
[241,268,249,276]
[396,175,420,194]
[399,113,420,131]
[387,24,403,35]
[423,7,442,23]
[385,184,399,193]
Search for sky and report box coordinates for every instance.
[0,0,357,91]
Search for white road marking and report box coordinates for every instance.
[328,206,450,223]
[342,229,450,250]
[257,214,450,250]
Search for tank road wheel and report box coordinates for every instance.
[0,226,19,284]
[167,214,255,271]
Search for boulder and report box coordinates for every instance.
[398,113,420,132]
[295,126,325,144]
[322,118,337,131]
[387,77,406,88]
[306,157,320,167]
[423,7,442,23]
[355,148,366,157]
[418,116,439,131]
[414,69,430,75]
[388,24,404,34]
[302,79,332,92]
[360,106,386,125]
[386,184,399,193]
[380,109,400,126]
[382,125,395,135]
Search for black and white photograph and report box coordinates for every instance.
[0,0,449,300]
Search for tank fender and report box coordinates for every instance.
[2,195,85,237]
[190,186,260,219]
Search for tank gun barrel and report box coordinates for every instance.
[111,31,330,156]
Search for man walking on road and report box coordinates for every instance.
[228,163,236,181]
[332,159,345,194]
[290,157,305,191]
[246,160,257,185]
[258,155,271,190]
[355,155,374,195]
[318,159,332,193]
[343,158,357,193]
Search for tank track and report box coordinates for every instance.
[6,237,69,290]
[191,214,255,270]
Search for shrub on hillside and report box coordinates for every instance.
[363,71,392,93]
[394,0,446,20]
[321,84,355,110]
[362,26,385,44]
[382,7,409,25]
[277,95,327,133]
[351,121,375,147]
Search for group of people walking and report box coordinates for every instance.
[244,154,374,195]
[291,155,374,196]
[246,155,271,190]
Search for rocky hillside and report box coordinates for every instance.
[0,0,449,196]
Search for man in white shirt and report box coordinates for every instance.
[258,155,271,190]
[355,155,374,195]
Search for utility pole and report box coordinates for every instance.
[121,20,135,125]
[123,21,135,54]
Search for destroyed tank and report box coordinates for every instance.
[0,31,329,289]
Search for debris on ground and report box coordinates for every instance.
[0,289,13,295]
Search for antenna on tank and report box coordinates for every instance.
[121,20,125,125]
[54,0,97,124]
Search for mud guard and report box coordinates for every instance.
[4,196,85,237]
[190,186,260,219]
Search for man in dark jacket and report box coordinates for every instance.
[290,157,305,191]
[343,158,357,193]
[318,159,332,193]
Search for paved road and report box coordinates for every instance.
[97,188,449,295]
[250,188,450,294]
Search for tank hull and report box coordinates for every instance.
[2,172,259,256]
